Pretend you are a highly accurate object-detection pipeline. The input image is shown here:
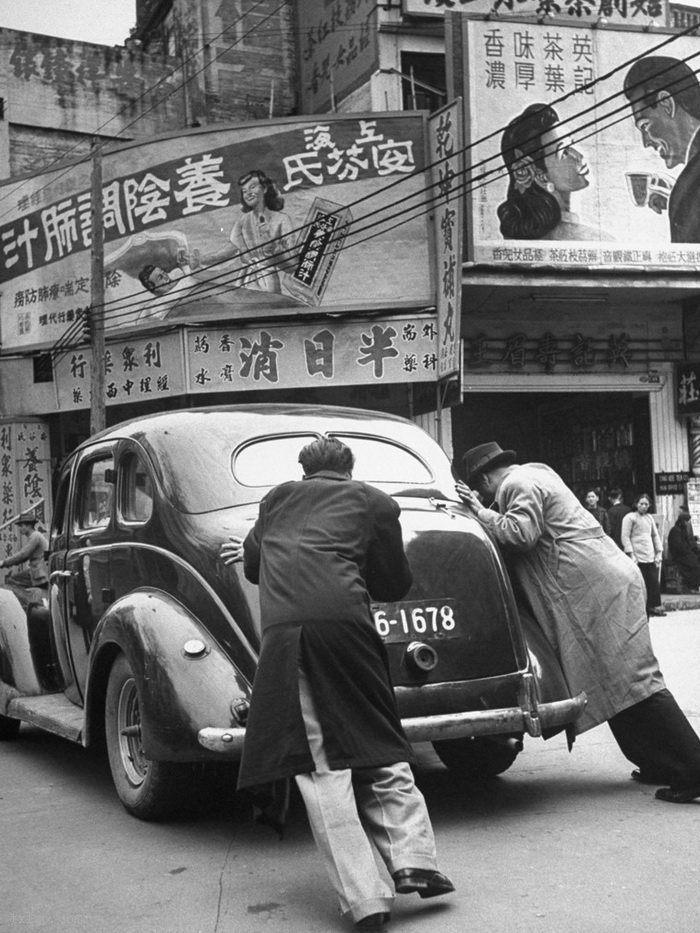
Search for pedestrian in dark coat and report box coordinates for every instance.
[667,509,700,591]
[582,488,610,535]
[606,488,632,550]
[221,437,453,932]
[456,442,700,804]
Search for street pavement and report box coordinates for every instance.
[1,611,699,933]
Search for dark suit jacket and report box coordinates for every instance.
[238,470,413,787]
[669,133,700,243]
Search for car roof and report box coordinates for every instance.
[76,404,416,451]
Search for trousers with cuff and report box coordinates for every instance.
[294,666,438,924]
[608,688,700,789]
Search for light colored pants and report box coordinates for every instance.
[294,667,437,923]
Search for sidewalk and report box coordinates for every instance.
[661,591,700,612]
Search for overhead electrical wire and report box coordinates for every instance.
[72,39,700,328]
[24,17,700,358]
[49,42,700,364]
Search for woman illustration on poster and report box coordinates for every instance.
[497,103,612,241]
[229,169,295,293]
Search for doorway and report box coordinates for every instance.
[452,391,653,508]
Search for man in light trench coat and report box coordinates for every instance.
[456,442,700,804]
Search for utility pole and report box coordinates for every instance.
[90,138,106,435]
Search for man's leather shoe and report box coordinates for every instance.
[648,607,667,617]
[355,912,390,930]
[392,868,455,899]
[655,784,700,803]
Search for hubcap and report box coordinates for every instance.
[116,677,148,787]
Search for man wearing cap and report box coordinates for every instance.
[456,443,700,804]
[0,511,49,609]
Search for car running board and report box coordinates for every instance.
[7,693,83,743]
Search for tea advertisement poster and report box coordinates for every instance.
[456,19,700,268]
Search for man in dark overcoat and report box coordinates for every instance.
[456,442,700,804]
[667,508,700,591]
[606,487,631,550]
[221,437,453,932]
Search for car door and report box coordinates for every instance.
[55,444,115,703]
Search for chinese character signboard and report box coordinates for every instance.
[297,0,379,113]
[54,333,185,410]
[0,113,431,352]
[655,471,691,495]
[675,362,700,417]
[186,317,438,393]
[0,420,52,567]
[406,0,667,26]
[464,309,681,374]
[51,318,438,407]
[453,19,700,268]
[429,100,463,381]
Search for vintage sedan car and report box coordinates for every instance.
[0,404,586,820]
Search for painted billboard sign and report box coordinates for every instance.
[52,317,438,410]
[456,19,700,267]
[405,0,668,26]
[297,0,379,113]
[0,113,431,352]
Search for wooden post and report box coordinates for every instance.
[90,139,106,436]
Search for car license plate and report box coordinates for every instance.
[371,599,457,643]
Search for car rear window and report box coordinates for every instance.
[234,434,432,487]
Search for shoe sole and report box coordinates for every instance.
[395,882,455,899]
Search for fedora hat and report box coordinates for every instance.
[462,442,517,485]
[15,511,38,526]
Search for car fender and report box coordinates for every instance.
[84,588,252,761]
[0,588,44,699]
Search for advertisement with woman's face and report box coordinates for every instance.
[458,19,700,267]
[0,114,432,352]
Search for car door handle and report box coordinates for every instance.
[49,570,75,582]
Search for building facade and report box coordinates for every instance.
[296,0,700,536]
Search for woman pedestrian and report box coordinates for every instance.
[621,493,666,617]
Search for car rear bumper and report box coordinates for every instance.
[196,691,587,756]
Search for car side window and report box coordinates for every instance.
[77,456,114,531]
[120,453,154,524]
[50,471,71,551]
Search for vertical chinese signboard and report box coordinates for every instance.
[297,0,379,113]
[675,362,700,419]
[0,420,52,570]
[429,100,463,381]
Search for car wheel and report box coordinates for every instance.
[0,713,21,740]
[432,734,522,779]
[105,654,191,821]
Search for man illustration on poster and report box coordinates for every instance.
[624,56,700,242]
